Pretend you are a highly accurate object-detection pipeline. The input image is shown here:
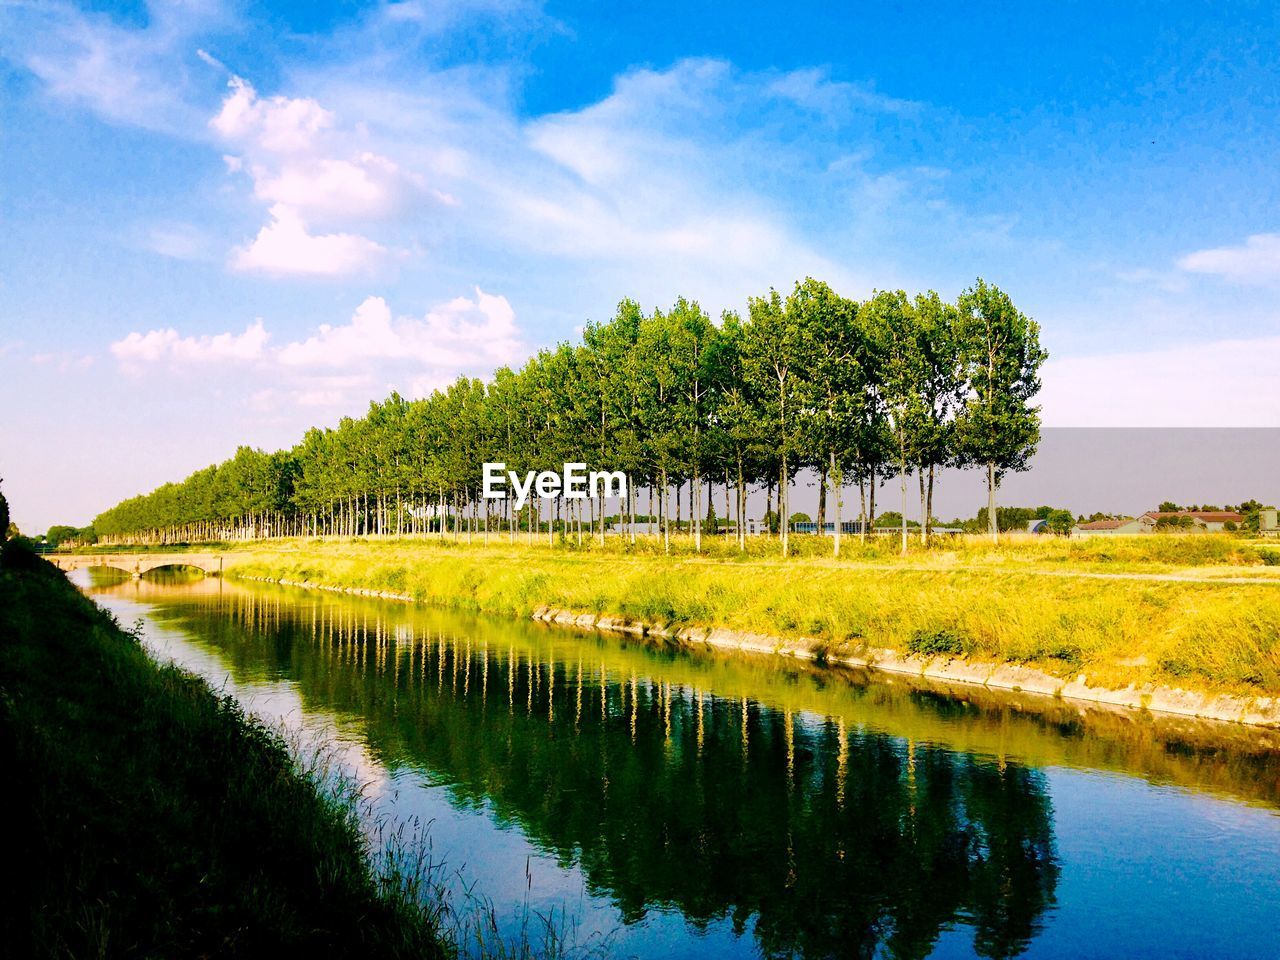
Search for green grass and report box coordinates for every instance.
[79,529,1280,573]
[223,536,1280,699]
[0,540,448,959]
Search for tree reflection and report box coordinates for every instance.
[136,586,1060,959]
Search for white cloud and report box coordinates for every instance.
[111,320,270,365]
[1178,233,1280,285]
[211,75,333,154]
[1040,336,1280,426]
[278,289,520,369]
[208,74,436,272]
[229,204,389,276]
[210,75,427,218]
[250,153,422,219]
[110,290,525,409]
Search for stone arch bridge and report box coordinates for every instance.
[47,553,225,579]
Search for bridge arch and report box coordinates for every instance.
[47,554,224,579]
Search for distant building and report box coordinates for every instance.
[608,520,661,535]
[1262,510,1279,536]
[792,520,963,537]
[609,518,770,536]
[792,520,872,536]
[1026,518,1050,534]
[1072,511,1245,537]
[1071,518,1139,537]
[1136,510,1244,532]
[705,519,767,536]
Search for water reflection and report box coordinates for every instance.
[83,572,1280,959]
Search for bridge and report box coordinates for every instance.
[46,553,225,579]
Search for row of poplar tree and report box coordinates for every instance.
[93,277,1046,555]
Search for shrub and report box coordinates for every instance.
[907,629,970,658]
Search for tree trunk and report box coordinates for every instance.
[869,464,877,532]
[919,472,928,546]
[817,461,828,532]
[988,461,999,543]
[926,465,936,542]
[831,451,842,558]
[736,457,746,550]
[899,466,908,557]
[723,469,731,540]
[693,470,702,552]
[897,431,908,556]
[859,480,867,544]
[780,456,790,557]
[662,470,670,554]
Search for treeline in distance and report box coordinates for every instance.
[93,277,1045,556]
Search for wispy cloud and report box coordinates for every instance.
[766,67,921,118]
[3,4,935,301]
[1040,335,1280,426]
[31,351,94,373]
[145,222,217,262]
[1178,233,1280,285]
[4,0,230,135]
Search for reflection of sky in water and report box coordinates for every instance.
[79,571,1280,960]
[87,576,746,956]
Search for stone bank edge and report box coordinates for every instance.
[530,606,1280,728]
[229,575,1280,728]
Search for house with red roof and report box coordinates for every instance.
[1072,511,1245,537]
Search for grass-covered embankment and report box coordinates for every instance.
[221,536,1280,702]
[0,539,446,958]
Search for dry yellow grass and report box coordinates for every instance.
[218,534,1280,699]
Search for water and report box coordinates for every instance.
[79,570,1280,959]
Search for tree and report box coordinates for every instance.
[743,288,812,557]
[667,298,722,552]
[953,280,1047,544]
[90,275,1050,554]
[0,479,9,542]
[791,279,861,557]
[712,310,768,551]
[910,291,964,544]
[863,290,921,556]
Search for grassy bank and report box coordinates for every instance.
[221,536,1280,698]
[0,540,446,958]
[80,528,1280,572]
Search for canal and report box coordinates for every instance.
[79,570,1280,959]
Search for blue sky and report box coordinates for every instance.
[3,0,1280,530]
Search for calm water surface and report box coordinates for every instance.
[80,570,1280,960]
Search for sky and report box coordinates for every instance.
[2,0,1280,531]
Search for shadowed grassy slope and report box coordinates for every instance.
[0,541,446,959]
